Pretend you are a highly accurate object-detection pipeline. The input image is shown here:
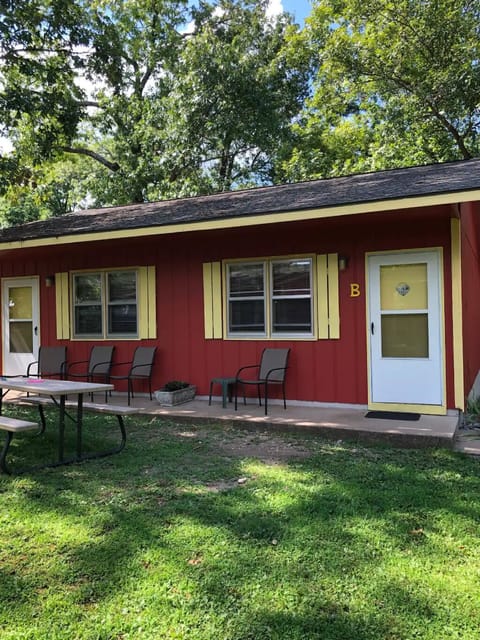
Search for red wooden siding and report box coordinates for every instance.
[460,201,480,399]
[0,202,458,407]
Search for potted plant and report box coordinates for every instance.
[154,380,196,406]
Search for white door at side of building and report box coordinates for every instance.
[2,277,40,375]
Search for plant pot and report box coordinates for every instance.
[154,385,196,406]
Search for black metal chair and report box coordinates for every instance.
[67,346,114,401]
[234,348,290,415]
[109,346,157,406]
[26,346,67,380]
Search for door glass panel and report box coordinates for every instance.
[9,321,33,353]
[9,287,32,319]
[381,314,429,358]
[380,264,427,310]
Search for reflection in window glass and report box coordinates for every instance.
[9,321,33,353]
[74,274,102,304]
[229,300,265,333]
[75,305,102,336]
[107,272,137,336]
[9,287,32,320]
[108,271,136,302]
[272,299,312,333]
[229,263,264,297]
[272,260,311,296]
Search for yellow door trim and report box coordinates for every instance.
[367,402,447,416]
[451,218,465,410]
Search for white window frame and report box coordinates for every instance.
[270,258,314,338]
[72,269,139,339]
[226,256,315,339]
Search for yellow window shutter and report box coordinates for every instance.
[203,262,223,339]
[138,266,157,339]
[316,255,329,339]
[316,254,340,339]
[55,272,70,340]
[327,253,340,339]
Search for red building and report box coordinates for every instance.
[1,159,479,416]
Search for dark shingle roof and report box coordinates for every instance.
[1,159,480,244]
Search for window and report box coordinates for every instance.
[227,258,313,338]
[73,270,138,338]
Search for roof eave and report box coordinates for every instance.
[0,188,476,252]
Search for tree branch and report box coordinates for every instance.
[76,100,101,108]
[59,146,121,171]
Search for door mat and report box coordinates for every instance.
[365,410,420,421]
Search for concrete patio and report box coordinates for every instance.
[101,393,460,450]
[5,387,470,450]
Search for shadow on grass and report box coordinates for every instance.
[0,408,479,638]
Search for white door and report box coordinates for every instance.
[2,278,40,375]
[368,251,443,406]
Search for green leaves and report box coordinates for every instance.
[4,0,480,222]
[0,0,308,214]
[279,0,480,181]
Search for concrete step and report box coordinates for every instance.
[454,426,480,456]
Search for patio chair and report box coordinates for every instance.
[26,346,67,380]
[109,346,157,406]
[234,348,290,415]
[67,345,115,401]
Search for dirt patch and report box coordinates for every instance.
[176,427,313,463]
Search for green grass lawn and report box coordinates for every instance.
[0,406,479,639]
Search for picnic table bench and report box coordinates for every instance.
[22,396,139,461]
[0,416,40,474]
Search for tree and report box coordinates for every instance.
[0,0,90,152]
[0,0,308,214]
[0,0,189,204]
[279,0,480,181]
[160,0,309,193]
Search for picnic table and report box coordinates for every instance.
[0,377,129,473]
